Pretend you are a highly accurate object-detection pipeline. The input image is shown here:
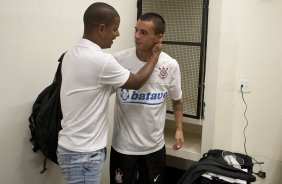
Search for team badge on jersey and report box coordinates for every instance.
[120,89,129,100]
[115,168,123,184]
[158,66,168,79]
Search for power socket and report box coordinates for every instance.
[238,79,251,93]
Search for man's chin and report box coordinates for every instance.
[135,44,142,49]
[104,43,113,49]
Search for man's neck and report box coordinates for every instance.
[136,50,151,62]
[83,33,100,47]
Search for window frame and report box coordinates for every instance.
[137,0,209,119]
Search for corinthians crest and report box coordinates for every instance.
[158,66,168,79]
[115,168,123,184]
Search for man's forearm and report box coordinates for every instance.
[121,43,161,90]
[173,98,184,129]
[133,54,159,88]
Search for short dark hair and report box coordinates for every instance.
[138,12,166,35]
[83,2,119,33]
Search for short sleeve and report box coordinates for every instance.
[99,55,130,89]
[169,61,182,100]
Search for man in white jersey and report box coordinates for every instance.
[110,13,184,184]
[57,3,161,184]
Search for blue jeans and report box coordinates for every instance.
[57,146,106,184]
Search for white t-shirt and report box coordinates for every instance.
[112,48,182,155]
[58,38,130,152]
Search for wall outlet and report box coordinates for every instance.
[238,79,251,93]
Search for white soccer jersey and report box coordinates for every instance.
[112,47,182,155]
[58,38,130,152]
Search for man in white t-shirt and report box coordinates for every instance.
[57,3,161,184]
[110,13,184,184]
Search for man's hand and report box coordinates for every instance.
[150,41,162,61]
[172,129,184,150]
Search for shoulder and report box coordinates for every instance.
[114,48,136,60]
[158,52,179,68]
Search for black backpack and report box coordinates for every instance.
[29,52,65,173]
[177,149,256,184]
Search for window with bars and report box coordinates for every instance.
[137,0,209,119]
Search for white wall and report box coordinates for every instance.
[0,0,135,183]
[205,0,282,183]
[1,0,281,184]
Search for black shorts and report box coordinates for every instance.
[110,146,166,184]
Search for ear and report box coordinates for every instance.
[156,34,163,43]
[97,24,106,37]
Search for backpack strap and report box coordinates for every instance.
[53,52,66,83]
[40,156,48,174]
[58,52,66,63]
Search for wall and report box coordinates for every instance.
[204,0,282,183]
[0,0,281,184]
[0,0,135,183]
